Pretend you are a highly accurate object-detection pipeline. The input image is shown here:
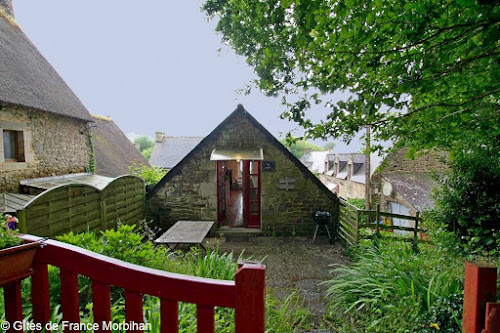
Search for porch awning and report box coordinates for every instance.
[210,148,264,161]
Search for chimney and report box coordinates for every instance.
[155,132,165,143]
[0,0,14,18]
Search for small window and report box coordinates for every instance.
[3,130,25,162]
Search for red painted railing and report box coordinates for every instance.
[463,261,500,333]
[3,235,265,333]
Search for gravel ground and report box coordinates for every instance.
[205,235,350,325]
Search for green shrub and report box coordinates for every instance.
[429,145,500,255]
[128,162,167,187]
[325,240,464,332]
[347,198,365,209]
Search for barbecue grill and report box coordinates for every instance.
[312,211,334,243]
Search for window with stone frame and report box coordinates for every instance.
[3,129,25,162]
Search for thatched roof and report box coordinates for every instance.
[0,14,92,122]
[91,115,150,177]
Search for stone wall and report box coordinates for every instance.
[148,114,337,235]
[0,103,93,192]
[319,174,365,200]
[378,148,448,174]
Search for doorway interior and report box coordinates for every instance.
[217,160,261,228]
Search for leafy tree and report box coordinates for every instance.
[323,142,336,151]
[203,0,500,152]
[279,138,323,158]
[128,162,167,187]
[134,136,154,153]
[141,146,153,160]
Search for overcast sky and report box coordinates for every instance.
[14,0,362,151]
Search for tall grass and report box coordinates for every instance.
[325,241,464,332]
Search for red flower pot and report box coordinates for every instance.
[0,241,40,286]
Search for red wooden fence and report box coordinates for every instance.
[463,261,500,333]
[2,235,265,333]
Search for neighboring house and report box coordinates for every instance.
[299,149,328,174]
[371,147,448,231]
[148,105,337,235]
[149,133,203,171]
[91,114,150,178]
[0,3,94,193]
[320,152,383,200]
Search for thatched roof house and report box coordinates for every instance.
[91,114,150,177]
[0,4,92,122]
[0,2,94,192]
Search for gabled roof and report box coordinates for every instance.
[151,105,337,201]
[149,137,203,169]
[91,114,150,177]
[382,173,438,211]
[0,15,92,122]
[300,151,328,174]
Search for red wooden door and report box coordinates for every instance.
[243,160,261,228]
[216,161,227,225]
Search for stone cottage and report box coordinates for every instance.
[371,147,448,230]
[0,1,94,192]
[148,105,337,235]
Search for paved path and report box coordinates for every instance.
[206,236,349,325]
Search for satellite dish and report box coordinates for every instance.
[382,182,393,196]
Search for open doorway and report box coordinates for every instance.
[216,160,261,228]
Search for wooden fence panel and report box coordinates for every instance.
[102,176,145,228]
[17,176,145,238]
[338,199,360,246]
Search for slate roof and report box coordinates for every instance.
[382,173,438,211]
[299,151,328,173]
[149,137,204,169]
[151,105,337,202]
[91,115,150,177]
[0,14,92,122]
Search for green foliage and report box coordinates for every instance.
[134,135,154,152]
[128,162,167,187]
[323,142,336,151]
[279,137,324,158]
[0,214,21,250]
[141,146,153,160]
[85,128,96,174]
[347,198,365,210]
[325,241,464,332]
[203,0,500,153]
[429,145,500,255]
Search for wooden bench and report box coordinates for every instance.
[155,220,214,251]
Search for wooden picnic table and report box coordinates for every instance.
[155,221,214,251]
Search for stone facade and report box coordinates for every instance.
[0,103,93,192]
[148,109,337,235]
[319,174,365,200]
[371,147,448,214]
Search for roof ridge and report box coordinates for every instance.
[91,114,113,122]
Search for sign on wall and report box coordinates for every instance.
[262,161,276,172]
